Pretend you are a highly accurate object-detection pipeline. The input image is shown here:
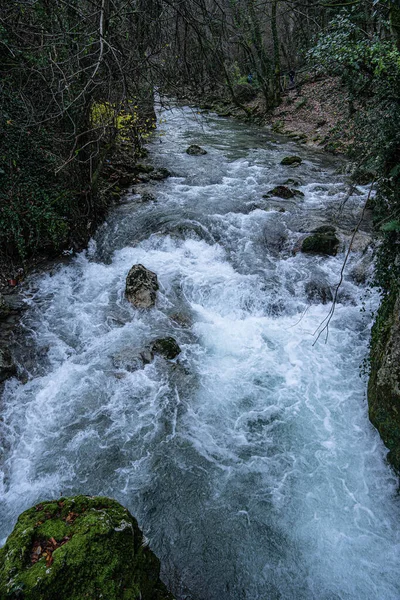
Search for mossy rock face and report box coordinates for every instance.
[186,145,207,156]
[368,291,400,472]
[0,495,174,600]
[281,156,302,166]
[301,232,340,256]
[151,337,181,360]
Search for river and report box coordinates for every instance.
[1,104,400,599]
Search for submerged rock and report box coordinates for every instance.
[0,495,174,600]
[151,337,181,360]
[305,279,333,304]
[0,347,16,382]
[368,292,400,472]
[186,145,207,156]
[301,229,340,256]
[141,192,157,203]
[125,264,159,308]
[281,155,302,166]
[112,348,153,372]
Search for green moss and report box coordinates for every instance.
[301,232,340,255]
[0,496,174,600]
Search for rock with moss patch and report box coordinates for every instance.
[126,264,159,309]
[263,186,303,199]
[368,292,400,472]
[186,145,207,156]
[301,229,340,256]
[0,495,174,600]
[151,337,181,360]
[281,156,302,166]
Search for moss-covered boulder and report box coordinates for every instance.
[280,156,302,166]
[368,291,400,472]
[263,186,304,199]
[0,496,174,600]
[151,337,181,360]
[301,228,340,256]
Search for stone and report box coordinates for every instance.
[150,168,171,180]
[151,337,181,360]
[125,264,159,309]
[368,293,400,472]
[186,145,207,156]
[0,495,174,600]
[311,225,336,234]
[118,175,134,187]
[0,294,11,320]
[305,279,333,304]
[112,348,153,372]
[0,347,16,382]
[263,186,304,199]
[281,156,302,166]
[301,231,340,256]
[141,192,156,203]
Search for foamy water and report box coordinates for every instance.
[1,105,399,599]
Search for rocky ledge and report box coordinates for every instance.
[0,495,174,600]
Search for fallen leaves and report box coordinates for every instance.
[30,536,71,568]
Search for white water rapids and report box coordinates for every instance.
[1,105,400,599]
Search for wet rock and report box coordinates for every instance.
[368,292,400,472]
[0,347,17,382]
[141,192,156,203]
[150,168,171,180]
[0,495,174,600]
[137,172,151,183]
[281,156,302,166]
[112,348,153,372]
[186,145,207,156]
[283,178,301,186]
[305,279,333,304]
[125,264,159,308]
[263,186,303,199]
[263,219,288,253]
[151,337,181,360]
[301,229,340,256]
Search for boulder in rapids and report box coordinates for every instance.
[281,155,302,166]
[151,337,181,360]
[305,279,333,304]
[0,495,174,600]
[125,264,159,308]
[263,186,304,199]
[301,227,340,256]
[150,167,171,180]
[186,145,207,156]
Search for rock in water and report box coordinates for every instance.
[125,264,159,308]
[301,228,340,256]
[186,145,207,156]
[151,337,181,359]
[281,156,302,166]
[263,186,304,199]
[0,496,174,600]
[0,347,16,382]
